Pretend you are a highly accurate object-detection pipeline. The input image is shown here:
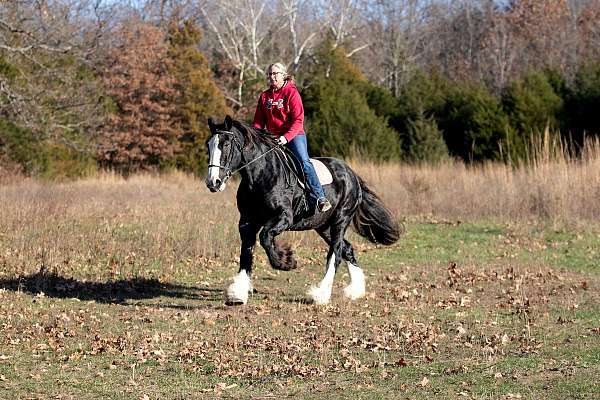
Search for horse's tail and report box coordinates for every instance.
[353,176,403,245]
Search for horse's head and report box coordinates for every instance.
[205,115,244,192]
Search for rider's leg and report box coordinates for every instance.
[286,134,331,211]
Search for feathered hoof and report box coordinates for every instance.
[271,260,297,271]
[307,285,332,305]
[343,284,366,300]
[224,297,246,306]
[270,242,298,271]
[224,271,251,305]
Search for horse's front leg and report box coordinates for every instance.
[258,210,296,271]
[225,221,258,305]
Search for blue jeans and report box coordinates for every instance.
[286,134,326,200]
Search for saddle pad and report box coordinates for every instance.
[311,158,333,185]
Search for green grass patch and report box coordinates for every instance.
[1,219,599,399]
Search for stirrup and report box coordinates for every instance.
[317,197,332,212]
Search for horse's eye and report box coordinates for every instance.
[220,135,232,146]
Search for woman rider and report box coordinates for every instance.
[252,62,332,212]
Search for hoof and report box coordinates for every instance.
[307,285,332,305]
[225,271,251,305]
[271,261,297,271]
[343,284,366,300]
[225,297,246,306]
[270,256,297,271]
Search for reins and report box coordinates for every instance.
[230,144,281,176]
[209,129,301,186]
[208,125,324,209]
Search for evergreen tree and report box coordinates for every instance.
[566,62,600,143]
[438,84,514,162]
[503,70,563,136]
[391,69,450,129]
[303,41,401,161]
[167,20,231,175]
[404,112,448,164]
[390,69,451,160]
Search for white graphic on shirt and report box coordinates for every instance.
[267,98,284,110]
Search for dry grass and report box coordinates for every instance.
[350,136,600,224]
[0,171,240,282]
[2,138,600,283]
[1,147,599,399]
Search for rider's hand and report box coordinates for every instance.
[277,136,288,146]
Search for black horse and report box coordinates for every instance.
[205,116,401,305]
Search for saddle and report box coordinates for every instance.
[298,158,333,187]
[278,151,333,214]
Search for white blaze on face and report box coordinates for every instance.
[206,134,223,189]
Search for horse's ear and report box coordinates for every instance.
[224,115,233,130]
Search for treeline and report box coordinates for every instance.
[303,42,600,163]
[1,0,600,178]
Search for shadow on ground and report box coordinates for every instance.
[0,269,223,304]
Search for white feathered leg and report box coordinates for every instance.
[308,254,336,305]
[225,270,252,305]
[343,261,366,300]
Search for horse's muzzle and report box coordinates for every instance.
[205,176,227,192]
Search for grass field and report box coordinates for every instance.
[0,164,599,399]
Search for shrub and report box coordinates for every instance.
[437,84,513,162]
[302,41,401,161]
[0,118,96,179]
[404,113,448,164]
[503,70,564,135]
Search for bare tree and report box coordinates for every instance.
[362,0,434,96]
[320,0,368,56]
[0,0,113,150]
[280,0,319,72]
[480,2,520,90]
[576,0,600,62]
[198,0,283,110]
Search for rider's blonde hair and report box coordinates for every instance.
[267,62,293,82]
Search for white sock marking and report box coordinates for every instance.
[225,270,252,304]
[308,254,336,305]
[343,261,366,300]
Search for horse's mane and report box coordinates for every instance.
[232,120,278,149]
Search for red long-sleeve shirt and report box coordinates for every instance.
[252,81,305,142]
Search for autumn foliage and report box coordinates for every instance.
[167,20,231,174]
[98,23,181,173]
[3,1,600,176]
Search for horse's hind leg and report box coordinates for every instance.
[308,224,348,305]
[307,243,340,305]
[316,228,366,301]
[340,240,365,300]
[225,221,258,305]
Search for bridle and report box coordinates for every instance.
[208,128,316,202]
[208,129,282,181]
